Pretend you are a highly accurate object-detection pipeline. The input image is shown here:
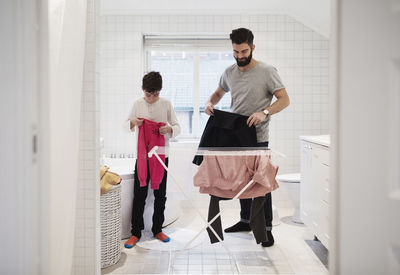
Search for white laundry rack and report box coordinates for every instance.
[148,145,285,274]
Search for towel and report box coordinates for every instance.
[100,165,122,195]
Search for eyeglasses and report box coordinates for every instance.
[145,91,160,97]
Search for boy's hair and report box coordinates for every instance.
[229,28,254,46]
[142,71,162,93]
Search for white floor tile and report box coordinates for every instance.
[102,201,328,275]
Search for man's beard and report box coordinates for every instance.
[235,51,253,67]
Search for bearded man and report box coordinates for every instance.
[204,27,290,247]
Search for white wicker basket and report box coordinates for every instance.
[100,184,122,268]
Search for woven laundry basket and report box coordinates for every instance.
[100,184,122,268]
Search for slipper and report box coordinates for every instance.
[155,232,170,243]
[124,235,139,248]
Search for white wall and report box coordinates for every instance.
[71,0,100,274]
[333,0,400,273]
[99,14,330,174]
[0,1,39,274]
[44,1,88,274]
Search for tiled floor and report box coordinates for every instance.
[102,195,328,275]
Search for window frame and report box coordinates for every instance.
[144,35,232,139]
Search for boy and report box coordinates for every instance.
[124,71,181,248]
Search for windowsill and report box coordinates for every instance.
[170,138,200,143]
[169,138,200,146]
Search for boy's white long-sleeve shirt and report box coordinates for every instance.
[127,97,181,149]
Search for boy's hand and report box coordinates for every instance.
[159,126,172,135]
[131,118,143,128]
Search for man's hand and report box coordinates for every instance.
[247,111,267,127]
[159,126,172,135]
[204,102,214,116]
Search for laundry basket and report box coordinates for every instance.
[100,184,122,268]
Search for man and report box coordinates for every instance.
[204,28,290,247]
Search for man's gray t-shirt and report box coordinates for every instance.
[219,61,285,142]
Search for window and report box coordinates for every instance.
[144,36,234,138]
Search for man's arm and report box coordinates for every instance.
[265,88,290,115]
[247,88,290,126]
[204,86,226,115]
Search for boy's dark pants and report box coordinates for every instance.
[131,158,168,238]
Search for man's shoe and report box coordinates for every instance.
[224,221,251,233]
[261,231,275,247]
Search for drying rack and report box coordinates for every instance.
[147,145,285,274]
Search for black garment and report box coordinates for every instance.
[193,109,258,165]
[207,195,269,244]
[131,158,168,238]
[239,142,273,230]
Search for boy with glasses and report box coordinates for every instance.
[124,71,181,248]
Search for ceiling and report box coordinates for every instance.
[100,0,331,38]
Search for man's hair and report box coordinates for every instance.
[230,28,254,46]
[142,71,162,93]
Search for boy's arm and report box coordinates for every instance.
[130,117,143,129]
[167,102,181,138]
[126,102,142,132]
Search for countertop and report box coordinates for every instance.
[300,135,330,147]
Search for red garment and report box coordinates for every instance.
[137,119,166,190]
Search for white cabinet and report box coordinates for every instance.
[300,137,331,250]
[300,141,313,229]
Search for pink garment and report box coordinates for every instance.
[193,155,279,199]
[137,118,166,190]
